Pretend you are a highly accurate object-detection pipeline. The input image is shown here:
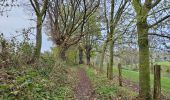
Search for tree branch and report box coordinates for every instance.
[29,0,40,15]
[148,15,170,28]
[151,0,161,8]
[148,33,170,40]
[41,0,48,15]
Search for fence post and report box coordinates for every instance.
[107,63,109,78]
[153,65,161,100]
[118,63,122,86]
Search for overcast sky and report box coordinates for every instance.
[0,4,53,52]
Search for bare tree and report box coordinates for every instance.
[47,0,99,61]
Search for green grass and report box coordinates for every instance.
[86,67,117,97]
[113,67,170,93]
[84,66,137,99]
[156,61,170,67]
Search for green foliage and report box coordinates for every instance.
[156,62,170,67]
[1,49,75,100]
[1,65,74,99]
[66,47,77,65]
[1,68,48,99]
[0,30,34,67]
[85,67,137,99]
[86,67,117,97]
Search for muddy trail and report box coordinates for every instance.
[74,68,96,100]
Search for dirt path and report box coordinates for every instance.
[74,68,96,100]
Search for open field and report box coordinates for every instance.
[112,67,170,93]
[156,62,170,67]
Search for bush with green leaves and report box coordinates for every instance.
[0,29,34,67]
[1,64,74,99]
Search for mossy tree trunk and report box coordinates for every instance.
[99,0,109,72]
[33,16,42,61]
[137,20,151,99]
[132,0,169,99]
[107,0,128,80]
[108,0,114,80]
[100,42,107,71]
[29,0,48,63]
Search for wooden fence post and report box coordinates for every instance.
[107,63,109,78]
[118,63,122,86]
[153,65,161,100]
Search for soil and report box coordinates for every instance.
[74,68,96,100]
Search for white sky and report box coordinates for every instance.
[0,5,53,52]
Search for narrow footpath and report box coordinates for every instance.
[74,68,96,100]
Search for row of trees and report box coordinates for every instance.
[1,0,170,100]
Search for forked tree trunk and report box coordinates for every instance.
[153,65,161,100]
[29,0,48,63]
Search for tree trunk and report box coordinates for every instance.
[86,45,91,65]
[137,22,151,100]
[100,41,107,72]
[59,47,67,61]
[32,16,42,62]
[153,65,161,100]
[86,53,90,65]
[108,0,114,80]
[79,47,84,64]
[108,40,114,80]
[118,63,122,87]
[107,63,109,78]
[1,40,7,61]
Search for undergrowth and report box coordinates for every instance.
[84,66,137,99]
[0,62,76,100]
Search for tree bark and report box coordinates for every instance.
[137,21,151,100]
[100,41,107,72]
[86,45,91,65]
[33,16,42,61]
[153,65,161,100]
[79,47,84,64]
[1,40,7,61]
[86,53,90,65]
[118,63,122,87]
[59,47,67,61]
[29,0,48,63]
[107,63,109,78]
[108,0,114,80]
[100,0,109,72]
[108,40,114,80]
